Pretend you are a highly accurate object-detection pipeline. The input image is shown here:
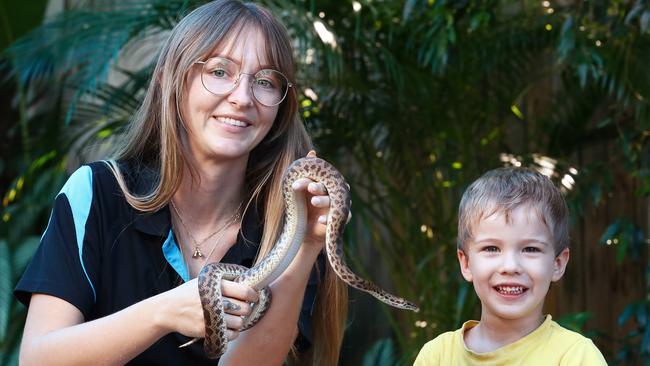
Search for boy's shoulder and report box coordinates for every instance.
[545,319,606,363]
[414,322,474,366]
[421,328,458,350]
[546,318,594,345]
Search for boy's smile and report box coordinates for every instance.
[458,205,569,324]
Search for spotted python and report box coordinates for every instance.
[193,156,418,358]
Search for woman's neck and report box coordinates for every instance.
[463,308,545,353]
[172,156,247,227]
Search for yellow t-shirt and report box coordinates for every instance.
[414,315,607,366]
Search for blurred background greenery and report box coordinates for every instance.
[1,0,650,364]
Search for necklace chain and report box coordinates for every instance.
[170,200,242,260]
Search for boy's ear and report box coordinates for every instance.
[551,248,570,282]
[457,249,473,282]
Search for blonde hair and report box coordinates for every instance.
[457,167,569,255]
[107,1,347,364]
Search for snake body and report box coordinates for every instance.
[196,156,418,359]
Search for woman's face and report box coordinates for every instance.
[181,26,280,165]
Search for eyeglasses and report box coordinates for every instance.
[195,57,293,107]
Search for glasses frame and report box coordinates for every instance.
[195,58,293,107]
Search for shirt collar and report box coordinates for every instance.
[123,160,263,263]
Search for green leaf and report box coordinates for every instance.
[619,302,638,326]
[454,281,469,326]
[599,219,621,245]
[577,64,588,88]
[0,240,12,340]
[557,312,592,333]
[641,11,650,33]
[13,236,40,275]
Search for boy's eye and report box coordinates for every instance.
[523,246,541,253]
[482,246,499,253]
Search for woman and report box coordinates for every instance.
[15,1,348,364]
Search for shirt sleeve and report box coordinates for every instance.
[560,338,608,366]
[294,252,326,352]
[14,165,102,319]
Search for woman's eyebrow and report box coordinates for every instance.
[208,55,276,71]
[214,55,239,65]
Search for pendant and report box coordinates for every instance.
[192,247,203,259]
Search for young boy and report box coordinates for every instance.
[415,167,606,365]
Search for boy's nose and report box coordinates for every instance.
[499,252,523,274]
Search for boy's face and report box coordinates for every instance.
[457,205,569,323]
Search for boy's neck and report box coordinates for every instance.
[463,311,546,353]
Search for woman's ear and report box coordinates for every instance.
[551,248,570,282]
[457,249,473,282]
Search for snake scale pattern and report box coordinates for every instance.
[196,156,418,358]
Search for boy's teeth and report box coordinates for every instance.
[219,117,247,127]
[496,286,525,294]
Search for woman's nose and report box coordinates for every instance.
[227,74,255,107]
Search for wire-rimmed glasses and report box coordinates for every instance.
[195,57,293,107]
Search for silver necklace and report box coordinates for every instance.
[170,200,242,260]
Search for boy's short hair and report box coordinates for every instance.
[457,167,569,255]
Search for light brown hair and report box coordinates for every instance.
[106,1,347,364]
[457,167,569,255]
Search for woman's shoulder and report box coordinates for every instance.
[71,159,157,196]
[60,160,142,212]
[59,161,115,199]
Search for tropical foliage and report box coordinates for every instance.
[2,0,650,364]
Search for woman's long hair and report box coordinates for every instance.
[106,1,347,364]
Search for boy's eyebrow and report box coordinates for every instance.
[519,238,552,246]
[472,237,503,244]
[472,237,552,246]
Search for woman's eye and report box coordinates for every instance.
[211,69,227,78]
[255,78,274,89]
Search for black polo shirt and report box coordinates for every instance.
[15,161,320,365]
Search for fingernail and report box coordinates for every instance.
[292,181,300,189]
[312,197,321,205]
[318,215,326,224]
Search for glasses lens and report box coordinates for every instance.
[201,57,239,95]
[252,69,289,106]
[200,58,290,107]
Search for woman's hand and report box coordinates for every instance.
[158,278,258,341]
[290,150,351,248]
[219,279,260,340]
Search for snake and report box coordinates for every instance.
[193,155,419,359]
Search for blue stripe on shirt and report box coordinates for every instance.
[58,165,97,302]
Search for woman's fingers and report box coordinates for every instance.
[307,182,327,196]
[220,280,259,304]
[221,298,251,317]
[224,313,245,331]
[226,329,240,341]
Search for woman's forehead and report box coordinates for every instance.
[208,26,271,68]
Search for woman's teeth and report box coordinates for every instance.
[218,117,248,127]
